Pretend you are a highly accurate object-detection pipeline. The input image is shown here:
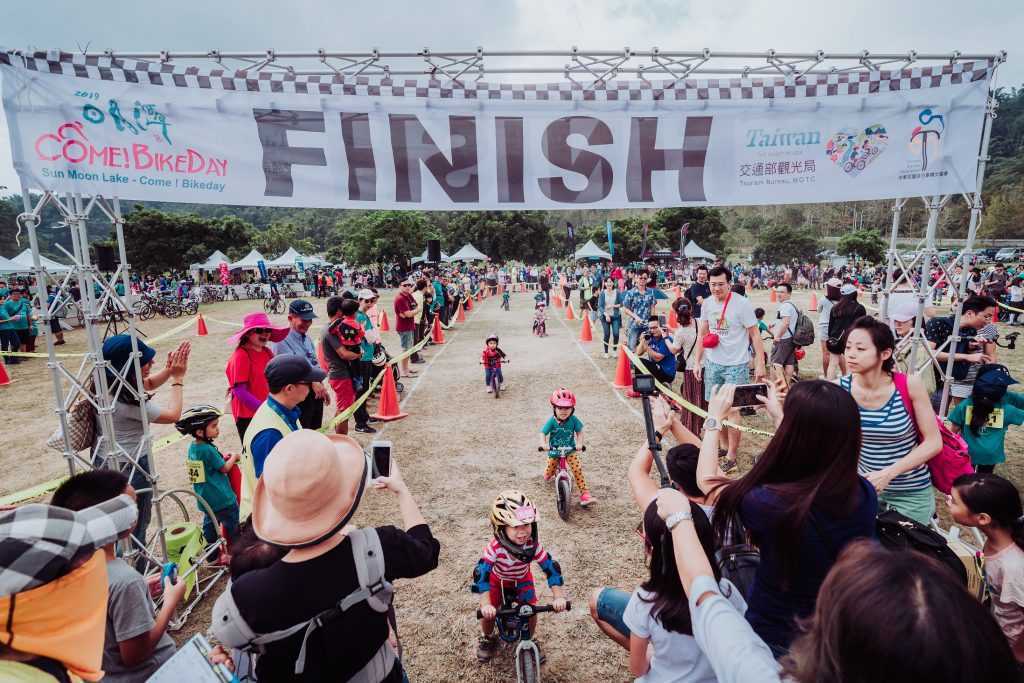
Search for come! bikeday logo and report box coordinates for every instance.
[825,124,888,178]
[33,96,228,177]
[909,108,945,171]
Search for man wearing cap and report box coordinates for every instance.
[239,355,326,519]
[394,280,418,379]
[273,299,330,430]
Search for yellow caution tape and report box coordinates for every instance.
[620,343,776,437]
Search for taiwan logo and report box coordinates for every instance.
[909,108,945,172]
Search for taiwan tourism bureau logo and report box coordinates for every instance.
[899,108,948,182]
[33,94,228,191]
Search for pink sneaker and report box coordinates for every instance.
[580,491,595,507]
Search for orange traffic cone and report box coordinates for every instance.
[476,290,482,302]
[808,293,818,312]
[579,314,593,342]
[378,311,390,331]
[613,344,632,388]
[554,294,563,309]
[196,314,208,336]
[371,367,408,421]
[465,295,473,311]
[667,306,679,330]
[566,302,575,320]
[770,289,777,303]
[431,314,446,344]
[0,356,10,386]
[456,302,466,322]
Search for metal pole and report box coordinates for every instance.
[881,199,906,323]
[908,196,946,372]
[938,78,1000,416]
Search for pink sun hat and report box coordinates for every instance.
[228,311,290,346]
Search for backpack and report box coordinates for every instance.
[714,543,760,599]
[212,528,397,680]
[892,372,973,494]
[790,305,816,347]
[875,508,968,586]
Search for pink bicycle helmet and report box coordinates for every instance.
[550,387,576,408]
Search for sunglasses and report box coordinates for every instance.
[252,327,272,334]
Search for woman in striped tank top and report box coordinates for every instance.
[840,316,942,524]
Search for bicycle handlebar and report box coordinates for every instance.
[537,445,585,453]
[476,601,572,619]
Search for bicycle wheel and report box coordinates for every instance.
[515,643,541,683]
[183,300,198,316]
[263,297,273,314]
[273,298,284,315]
[165,303,182,318]
[136,302,155,321]
[492,373,501,399]
[556,477,571,521]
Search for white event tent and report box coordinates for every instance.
[267,247,305,268]
[448,244,489,262]
[573,240,612,261]
[229,249,266,270]
[12,249,72,272]
[683,241,716,260]
[0,255,25,274]
[192,249,229,272]
[411,247,450,264]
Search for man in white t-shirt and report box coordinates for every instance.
[771,282,799,383]
[693,266,766,466]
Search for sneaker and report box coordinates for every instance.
[500,384,507,391]
[354,424,377,434]
[720,457,738,474]
[602,352,609,359]
[580,491,595,507]
[476,634,499,662]
[486,386,493,393]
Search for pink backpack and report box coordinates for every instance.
[892,372,973,494]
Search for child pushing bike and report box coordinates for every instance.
[533,302,548,337]
[473,490,569,668]
[539,388,594,507]
[481,333,509,396]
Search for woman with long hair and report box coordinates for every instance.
[654,485,1018,682]
[597,277,623,358]
[840,316,941,524]
[824,284,865,379]
[671,296,707,434]
[621,500,747,681]
[694,380,877,655]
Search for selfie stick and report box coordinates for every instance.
[638,388,672,488]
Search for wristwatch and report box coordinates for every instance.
[704,417,721,432]
[665,509,694,531]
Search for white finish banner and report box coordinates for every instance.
[0,50,993,209]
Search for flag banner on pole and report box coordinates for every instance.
[566,221,575,256]
[680,222,689,257]
[606,220,615,258]
[0,50,994,209]
[640,223,649,260]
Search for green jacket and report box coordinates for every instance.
[2,298,32,332]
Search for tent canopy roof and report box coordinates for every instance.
[0,255,25,274]
[683,240,716,260]
[573,239,612,260]
[229,249,266,269]
[449,243,489,261]
[12,249,72,272]
[267,247,305,267]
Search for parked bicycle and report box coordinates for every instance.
[263,289,284,315]
[538,445,585,521]
[476,600,571,683]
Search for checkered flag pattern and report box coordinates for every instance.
[0,50,995,101]
[0,494,137,595]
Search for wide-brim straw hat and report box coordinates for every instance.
[252,430,369,547]
[228,311,290,346]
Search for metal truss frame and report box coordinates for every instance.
[45,47,1005,90]
[880,63,1001,416]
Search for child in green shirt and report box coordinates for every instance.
[175,405,240,543]
[539,387,592,506]
[947,364,1024,474]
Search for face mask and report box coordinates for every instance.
[0,552,109,681]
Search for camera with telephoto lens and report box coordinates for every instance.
[632,374,657,396]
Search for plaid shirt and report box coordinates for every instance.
[0,494,137,596]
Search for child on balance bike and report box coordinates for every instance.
[539,388,594,506]
[472,490,569,663]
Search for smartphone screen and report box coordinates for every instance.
[733,383,768,407]
[370,441,392,478]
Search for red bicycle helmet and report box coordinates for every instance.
[550,387,576,408]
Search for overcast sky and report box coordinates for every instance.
[1,0,1020,198]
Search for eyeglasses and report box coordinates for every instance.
[252,327,272,334]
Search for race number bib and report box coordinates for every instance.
[964,406,1004,429]
[187,461,206,484]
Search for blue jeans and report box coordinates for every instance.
[484,367,504,387]
[0,329,21,363]
[202,502,240,543]
[600,316,621,354]
[594,587,631,638]
[627,325,644,354]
